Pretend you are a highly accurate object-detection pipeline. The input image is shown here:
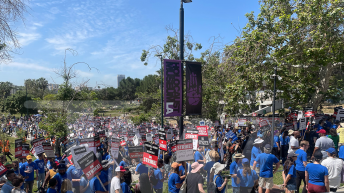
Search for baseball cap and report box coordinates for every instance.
[326,147,336,154]
[115,166,126,172]
[26,155,32,160]
[287,152,299,158]
[171,162,182,169]
[242,158,249,164]
[58,164,66,170]
[314,150,323,159]
[317,129,326,134]
[264,144,271,150]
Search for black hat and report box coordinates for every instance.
[314,150,323,160]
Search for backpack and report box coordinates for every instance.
[149,170,159,186]
[207,176,219,193]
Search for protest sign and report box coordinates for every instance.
[22,144,30,158]
[299,118,307,130]
[198,136,209,147]
[42,142,54,158]
[238,119,247,127]
[98,131,106,138]
[71,145,90,169]
[133,135,139,146]
[120,137,126,146]
[185,129,198,150]
[176,139,193,162]
[336,109,344,121]
[146,133,153,142]
[166,129,173,140]
[141,134,146,142]
[0,162,7,177]
[259,119,269,127]
[15,139,22,158]
[225,131,238,141]
[159,131,167,151]
[77,151,103,180]
[143,142,159,168]
[32,137,45,149]
[80,136,100,154]
[171,141,177,152]
[128,146,143,159]
[65,148,73,165]
[60,136,68,145]
[128,132,135,141]
[196,126,208,137]
[111,138,120,159]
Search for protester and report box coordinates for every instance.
[328,128,339,150]
[305,150,329,193]
[204,150,219,188]
[110,166,125,193]
[194,146,205,164]
[134,173,151,193]
[295,140,309,193]
[288,130,300,153]
[1,170,15,193]
[230,153,245,193]
[34,153,46,189]
[312,129,335,159]
[152,159,164,193]
[11,177,25,193]
[236,158,258,193]
[80,174,91,193]
[211,162,228,193]
[61,179,73,193]
[120,171,132,193]
[168,162,182,193]
[279,130,289,164]
[52,164,68,193]
[135,158,148,175]
[253,144,280,193]
[283,152,298,193]
[47,178,58,193]
[20,155,37,193]
[250,138,263,175]
[185,162,206,193]
[321,147,344,192]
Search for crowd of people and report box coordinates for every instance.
[0,114,343,193]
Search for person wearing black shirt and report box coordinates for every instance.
[186,162,206,193]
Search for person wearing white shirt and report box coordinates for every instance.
[321,148,344,192]
[110,166,125,193]
[288,130,300,153]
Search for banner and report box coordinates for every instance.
[77,151,103,180]
[42,142,55,158]
[71,145,90,169]
[15,139,22,158]
[336,109,344,121]
[143,142,159,168]
[159,131,167,151]
[184,129,198,150]
[128,146,143,159]
[185,62,202,115]
[128,132,135,141]
[60,136,68,145]
[164,59,182,117]
[225,131,238,141]
[198,136,209,147]
[22,144,30,158]
[98,131,106,138]
[176,139,193,162]
[111,138,120,159]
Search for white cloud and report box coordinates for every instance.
[2,61,54,72]
[75,70,94,78]
[18,33,41,47]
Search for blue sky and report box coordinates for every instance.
[0,0,260,88]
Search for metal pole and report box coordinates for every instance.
[160,56,164,128]
[179,0,184,139]
[271,65,277,147]
[26,80,28,118]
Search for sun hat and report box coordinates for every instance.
[209,150,220,161]
[191,162,204,173]
[233,153,245,159]
[317,129,326,134]
[287,152,299,158]
[242,158,249,164]
[115,166,126,172]
[253,138,264,145]
[171,162,182,169]
[326,147,336,154]
[211,162,226,174]
[288,130,294,135]
[26,155,32,160]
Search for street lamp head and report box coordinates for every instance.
[183,0,192,3]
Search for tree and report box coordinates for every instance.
[3,91,37,116]
[117,77,141,100]
[0,82,13,99]
[25,78,48,99]
[0,0,29,62]
[223,0,344,114]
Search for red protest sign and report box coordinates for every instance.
[259,120,269,127]
[22,144,30,158]
[143,142,159,168]
[159,131,167,151]
[15,139,22,158]
[196,126,208,137]
[77,151,103,180]
[120,137,126,146]
[128,146,143,159]
[0,162,7,177]
[32,137,45,148]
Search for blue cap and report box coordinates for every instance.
[326,148,336,154]
[242,158,249,164]
[58,164,66,169]
[264,144,271,150]
[258,134,263,137]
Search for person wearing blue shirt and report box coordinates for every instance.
[80,175,92,193]
[204,150,218,187]
[178,162,187,183]
[20,155,37,193]
[250,138,264,175]
[66,159,83,193]
[52,164,68,193]
[97,160,110,191]
[34,153,46,189]
[194,146,204,164]
[339,145,344,160]
[1,170,15,193]
[135,159,148,175]
[305,150,329,192]
[213,162,228,193]
[119,157,129,169]
[46,158,54,170]
[295,141,309,193]
[55,153,62,162]
[283,152,299,193]
[236,158,258,192]
[47,178,57,193]
[230,153,245,193]
[153,160,164,193]
[272,132,280,159]
[168,162,182,193]
[279,130,290,164]
[253,144,280,193]
[121,171,132,193]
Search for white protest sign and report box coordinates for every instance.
[133,135,139,146]
[71,144,90,169]
[146,134,153,142]
[166,129,173,140]
[336,109,344,121]
[299,118,307,130]
[176,139,194,162]
[34,145,44,155]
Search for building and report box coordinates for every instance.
[117,74,125,88]
[48,84,59,91]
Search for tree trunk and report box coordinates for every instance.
[310,64,334,111]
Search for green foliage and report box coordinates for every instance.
[39,112,69,137]
[2,91,38,116]
[0,82,12,99]
[117,77,141,100]
[223,0,344,114]
[25,78,48,99]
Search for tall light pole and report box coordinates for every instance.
[179,0,192,139]
[157,55,164,128]
[271,65,277,147]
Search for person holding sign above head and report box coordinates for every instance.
[20,155,37,193]
[110,166,125,193]
[168,162,182,193]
